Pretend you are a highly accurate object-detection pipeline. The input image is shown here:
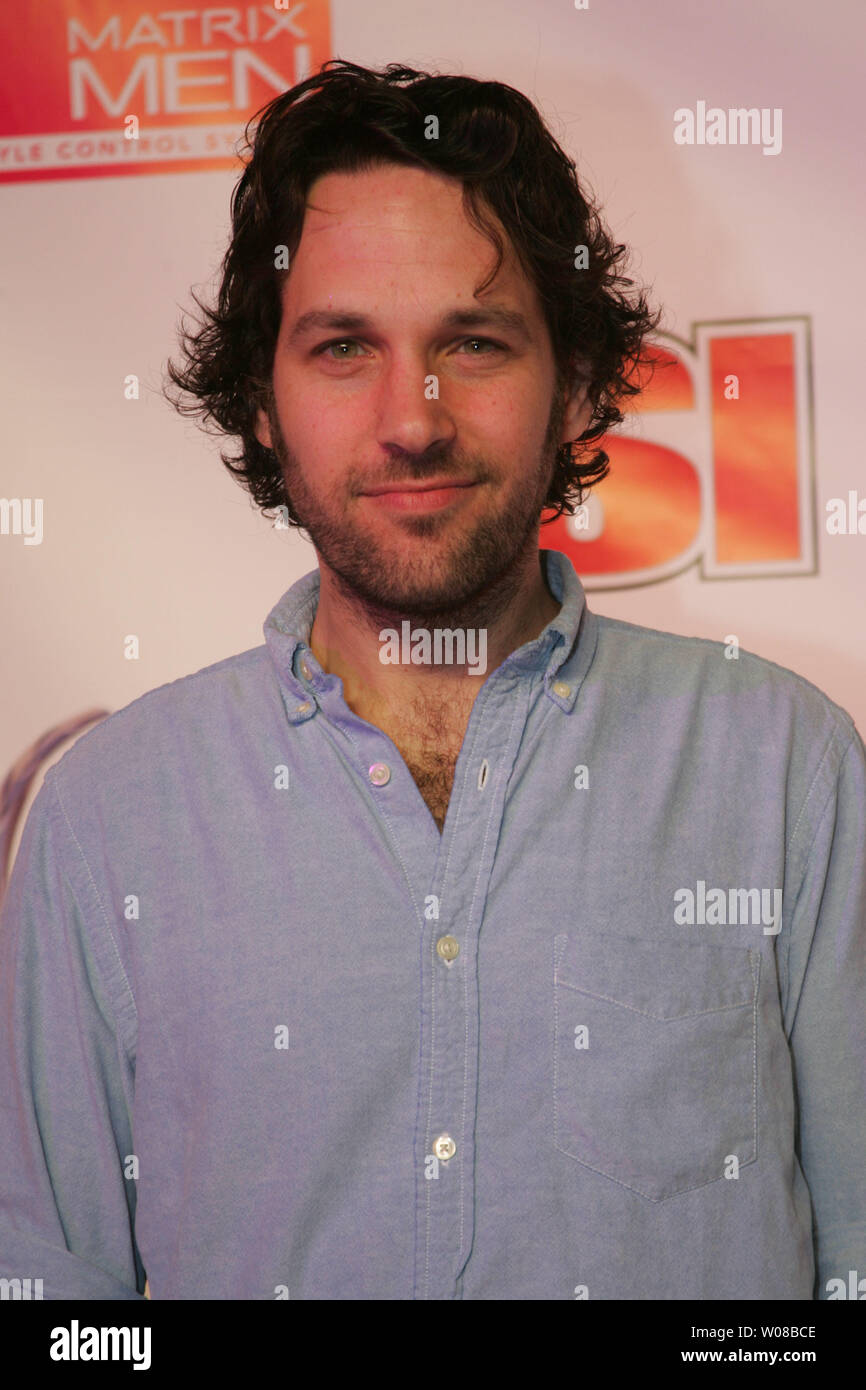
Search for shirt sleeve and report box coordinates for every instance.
[784,727,866,1298]
[0,772,146,1299]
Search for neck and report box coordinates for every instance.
[308,546,560,729]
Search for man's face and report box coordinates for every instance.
[255,162,583,616]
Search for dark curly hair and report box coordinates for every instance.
[163,59,663,527]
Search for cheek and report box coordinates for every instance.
[281,409,360,488]
[469,390,545,456]
[272,377,343,454]
[462,373,545,431]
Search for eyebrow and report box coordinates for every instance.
[285,305,533,346]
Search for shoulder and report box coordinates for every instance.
[585,613,859,837]
[591,611,857,742]
[46,644,276,805]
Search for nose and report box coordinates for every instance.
[373,355,457,462]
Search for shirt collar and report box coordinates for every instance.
[263,547,597,724]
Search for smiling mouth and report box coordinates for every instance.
[359,480,480,513]
[361,478,477,496]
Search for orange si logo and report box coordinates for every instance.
[543,318,816,589]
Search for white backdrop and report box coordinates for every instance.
[2,0,863,857]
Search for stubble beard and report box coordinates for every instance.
[265,386,566,632]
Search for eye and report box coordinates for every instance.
[314,339,364,359]
[312,336,506,361]
[458,338,504,354]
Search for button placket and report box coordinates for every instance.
[414,674,534,1300]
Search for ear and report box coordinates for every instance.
[254,406,273,451]
[561,378,594,446]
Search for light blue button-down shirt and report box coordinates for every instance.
[1,548,864,1300]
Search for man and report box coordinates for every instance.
[1,60,864,1301]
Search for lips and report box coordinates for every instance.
[361,479,476,496]
[360,479,480,514]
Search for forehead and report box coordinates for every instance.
[287,163,536,308]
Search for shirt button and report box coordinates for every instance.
[433,1135,456,1162]
[369,762,391,786]
[300,658,312,680]
[436,935,460,961]
[295,701,313,716]
[552,680,572,698]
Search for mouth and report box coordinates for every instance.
[359,479,480,513]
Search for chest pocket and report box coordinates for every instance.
[553,932,759,1201]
